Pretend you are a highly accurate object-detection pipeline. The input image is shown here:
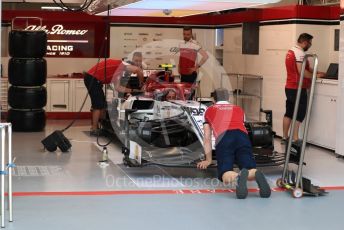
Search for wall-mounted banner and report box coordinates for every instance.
[24,22,109,58]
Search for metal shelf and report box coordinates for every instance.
[230,93,262,99]
[221,73,263,121]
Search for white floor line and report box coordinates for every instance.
[114,164,139,188]
[154,165,186,187]
[70,140,97,144]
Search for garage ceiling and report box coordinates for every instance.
[2,0,281,17]
[95,0,281,17]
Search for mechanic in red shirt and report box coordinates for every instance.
[197,88,271,199]
[282,33,325,143]
[178,27,208,84]
[84,58,143,135]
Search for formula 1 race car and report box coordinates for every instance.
[101,67,285,168]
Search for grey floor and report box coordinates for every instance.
[3,120,344,230]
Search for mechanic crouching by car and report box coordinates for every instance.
[84,58,144,136]
[197,88,271,199]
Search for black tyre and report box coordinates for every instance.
[8,58,47,86]
[8,86,47,109]
[7,109,46,132]
[9,30,47,58]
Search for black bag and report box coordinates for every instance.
[41,130,72,152]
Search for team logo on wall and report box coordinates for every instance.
[23,22,106,58]
[25,24,88,35]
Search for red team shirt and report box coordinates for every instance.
[204,103,247,139]
[179,39,202,75]
[87,59,123,84]
[285,45,311,89]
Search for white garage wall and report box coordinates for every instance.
[329,25,340,64]
[223,23,339,136]
[336,19,344,156]
[295,24,339,71]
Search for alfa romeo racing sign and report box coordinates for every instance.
[24,22,108,58]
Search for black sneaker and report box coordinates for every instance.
[255,170,271,198]
[90,129,104,137]
[236,169,249,199]
[281,137,289,145]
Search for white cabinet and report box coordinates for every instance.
[0,78,8,112]
[47,79,72,112]
[73,79,91,112]
[1,78,90,113]
[47,78,91,112]
[307,81,338,150]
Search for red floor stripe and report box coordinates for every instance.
[8,186,344,197]
[12,189,235,197]
[321,186,344,190]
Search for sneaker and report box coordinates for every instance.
[90,129,104,137]
[281,137,289,145]
[236,169,249,199]
[255,170,271,198]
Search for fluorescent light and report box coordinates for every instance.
[86,0,143,14]
[41,6,64,11]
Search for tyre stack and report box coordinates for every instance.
[7,30,47,132]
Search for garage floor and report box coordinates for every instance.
[3,120,344,230]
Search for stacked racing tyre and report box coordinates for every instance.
[7,24,47,132]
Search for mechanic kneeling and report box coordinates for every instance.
[197,88,271,199]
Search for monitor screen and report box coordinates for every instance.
[325,63,338,79]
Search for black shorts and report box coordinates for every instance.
[284,88,308,122]
[216,130,257,181]
[180,72,197,84]
[180,72,197,99]
[84,73,106,109]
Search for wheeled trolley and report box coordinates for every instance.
[276,54,327,198]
